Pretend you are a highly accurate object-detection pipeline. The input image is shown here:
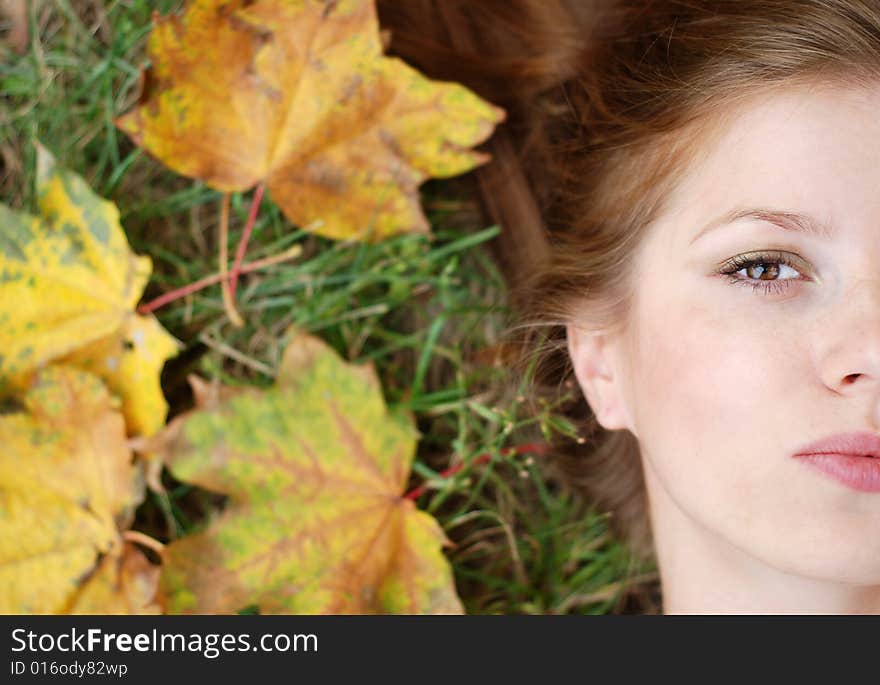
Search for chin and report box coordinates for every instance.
[726,482,880,587]
[759,534,880,586]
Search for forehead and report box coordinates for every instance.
[655,81,880,243]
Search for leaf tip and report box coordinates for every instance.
[187,374,223,410]
[277,327,328,378]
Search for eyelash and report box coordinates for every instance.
[718,251,806,296]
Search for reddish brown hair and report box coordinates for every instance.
[377,0,880,560]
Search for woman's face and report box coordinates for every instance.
[569,82,880,584]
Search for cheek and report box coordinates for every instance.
[630,299,741,435]
[625,291,807,483]
[623,275,880,581]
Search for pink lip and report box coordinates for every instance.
[792,431,880,492]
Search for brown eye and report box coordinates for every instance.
[744,262,782,280]
[719,252,806,295]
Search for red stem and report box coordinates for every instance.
[229,183,266,298]
[136,245,301,315]
[404,441,550,501]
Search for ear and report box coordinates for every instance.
[565,322,632,432]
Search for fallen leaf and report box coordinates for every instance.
[68,544,161,615]
[0,366,158,614]
[130,374,240,495]
[0,145,180,436]
[157,329,463,614]
[116,0,505,242]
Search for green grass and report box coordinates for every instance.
[0,0,658,614]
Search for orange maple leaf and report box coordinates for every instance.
[117,0,505,242]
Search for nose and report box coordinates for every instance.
[818,276,880,398]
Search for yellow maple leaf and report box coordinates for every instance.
[0,146,180,436]
[0,366,159,614]
[116,0,505,242]
[154,329,463,614]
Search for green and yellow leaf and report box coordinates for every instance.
[116,0,505,242]
[0,366,159,614]
[157,329,463,614]
[0,146,180,436]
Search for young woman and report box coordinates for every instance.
[378,0,880,614]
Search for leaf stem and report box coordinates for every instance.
[136,244,303,315]
[219,193,245,327]
[229,183,266,299]
[404,441,550,501]
[122,530,165,555]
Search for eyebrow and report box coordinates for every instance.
[688,208,836,246]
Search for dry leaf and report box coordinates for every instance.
[68,544,161,615]
[0,145,180,436]
[0,366,158,614]
[157,329,463,614]
[116,0,505,242]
